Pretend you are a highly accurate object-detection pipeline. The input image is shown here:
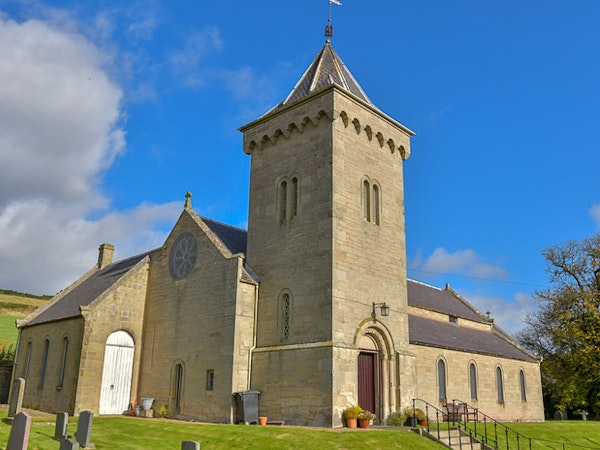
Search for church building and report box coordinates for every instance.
[10,37,544,427]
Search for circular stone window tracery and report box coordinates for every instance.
[169,232,198,280]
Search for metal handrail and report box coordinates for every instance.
[411,398,600,450]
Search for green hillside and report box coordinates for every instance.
[0,289,49,343]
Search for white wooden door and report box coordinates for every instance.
[98,331,134,415]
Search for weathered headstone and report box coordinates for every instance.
[8,377,25,417]
[553,410,566,420]
[6,411,31,450]
[182,441,200,450]
[54,412,69,440]
[74,410,95,448]
[60,438,80,450]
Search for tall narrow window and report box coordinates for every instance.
[437,359,447,401]
[291,177,299,217]
[279,181,287,223]
[362,180,371,221]
[173,363,184,413]
[282,294,291,343]
[519,369,527,402]
[206,369,214,391]
[24,341,32,381]
[58,337,69,388]
[39,339,49,387]
[496,366,504,403]
[372,184,380,225]
[469,363,478,401]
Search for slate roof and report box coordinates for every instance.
[273,41,373,111]
[24,252,152,327]
[409,314,534,361]
[202,217,247,256]
[407,279,487,323]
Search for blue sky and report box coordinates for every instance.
[1,0,599,335]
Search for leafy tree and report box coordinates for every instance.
[517,233,600,418]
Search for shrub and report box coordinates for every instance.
[0,340,15,366]
[343,405,363,420]
[387,411,407,426]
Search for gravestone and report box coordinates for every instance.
[6,411,31,450]
[60,438,80,450]
[8,377,25,417]
[553,410,567,420]
[54,412,69,440]
[182,441,200,450]
[74,410,95,448]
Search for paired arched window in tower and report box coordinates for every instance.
[362,177,380,225]
[279,175,300,224]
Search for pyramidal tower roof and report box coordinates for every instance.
[273,41,374,111]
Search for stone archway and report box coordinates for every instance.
[355,324,397,420]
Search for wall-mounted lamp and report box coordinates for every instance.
[371,302,390,320]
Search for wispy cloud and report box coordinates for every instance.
[465,291,536,336]
[590,204,600,228]
[420,247,508,279]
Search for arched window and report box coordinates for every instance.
[173,363,185,414]
[469,363,478,401]
[24,341,32,381]
[39,339,50,387]
[496,366,504,403]
[279,180,287,223]
[58,337,69,388]
[519,369,527,402]
[437,359,447,401]
[362,180,371,221]
[372,184,380,225]
[281,293,291,343]
[291,177,299,217]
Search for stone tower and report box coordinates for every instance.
[240,41,416,426]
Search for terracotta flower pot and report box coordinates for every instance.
[258,416,268,426]
[346,418,357,428]
[358,418,370,428]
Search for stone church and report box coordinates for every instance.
[10,40,544,427]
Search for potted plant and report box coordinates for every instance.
[403,407,426,426]
[358,410,376,428]
[343,405,363,428]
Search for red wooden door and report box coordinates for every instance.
[358,352,376,413]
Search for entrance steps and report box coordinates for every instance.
[425,428,483,450]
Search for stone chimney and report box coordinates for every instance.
[97,243,115,269]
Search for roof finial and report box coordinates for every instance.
[184,191,192,209]
[325,0,342,42]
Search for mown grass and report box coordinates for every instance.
[2,411,600,450]
[461,420,600,449]
[0,414,440,450]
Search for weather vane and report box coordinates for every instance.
[325,0,342,42]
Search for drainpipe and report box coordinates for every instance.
[7,322,22,411]
[247,280,259,390]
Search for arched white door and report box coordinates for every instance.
[98,331,134,415]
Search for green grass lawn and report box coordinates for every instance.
[0,414,440,450]
[2,413,600,450]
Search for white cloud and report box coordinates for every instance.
[421,247,508,279]
[0,15,179,295]
[465,291,536,336]
[590,204,600,228]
